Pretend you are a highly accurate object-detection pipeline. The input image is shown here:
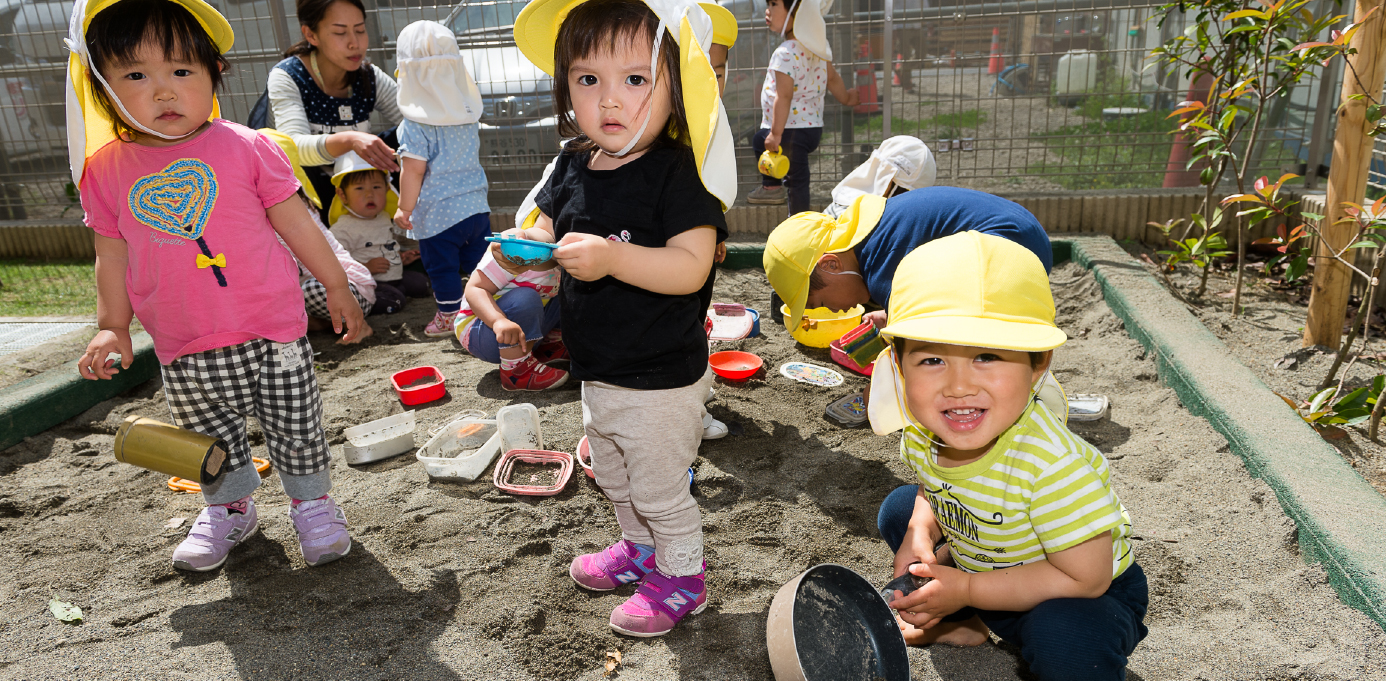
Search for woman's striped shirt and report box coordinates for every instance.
[901,401,1134,578]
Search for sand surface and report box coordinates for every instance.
[1,264,1383,680]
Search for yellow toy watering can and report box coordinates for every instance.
[758,150,790,179]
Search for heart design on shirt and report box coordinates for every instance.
[127,158,219,240]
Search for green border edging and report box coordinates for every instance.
[0,332,158,452]
[720,243,765,270]
[1056,234,1386,629]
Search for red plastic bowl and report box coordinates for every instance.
[576,436,595,479]
[390,366,447,405]
[710,351,763,380]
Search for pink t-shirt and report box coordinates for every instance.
[81,120,307,364]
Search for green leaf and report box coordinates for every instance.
[1336,387,1370,411]
[1349,241,1378,249]
[1309,387,1336,414]
[49,599,82,623]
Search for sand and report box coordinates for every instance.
[0,264,1383,680]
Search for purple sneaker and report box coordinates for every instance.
[570,539,657,591]
[609,565,708,637]
[172,500,259,572]
[290,496,352,567]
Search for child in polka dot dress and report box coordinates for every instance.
[750,0,859,215]
[391,20,492,336]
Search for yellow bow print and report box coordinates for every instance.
[196,253,227,269]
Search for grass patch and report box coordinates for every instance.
[0,260,95,317]
[1027,110,1177,190]
[853,109,988,141]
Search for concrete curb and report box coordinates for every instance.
[1056,234,1386,629]
[0,332,158,451]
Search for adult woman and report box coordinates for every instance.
[268,0,402,222]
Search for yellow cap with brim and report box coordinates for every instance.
[259,128,321,210]
[65,0,233,185]
[328,151,400,225]
[514,0,737,211]
[762,194,886,331]
[867,232,1067,435]
[699,2,738,47]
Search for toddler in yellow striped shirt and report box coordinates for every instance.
[869,231,1147,680]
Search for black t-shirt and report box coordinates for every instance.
[536,142,729,390]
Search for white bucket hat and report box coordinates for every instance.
[830,136,936,208]
[65,0,233,185]
[785,0,832,61]
[515,0,738,210]
[329,151,399,225]
[395,20,483,126]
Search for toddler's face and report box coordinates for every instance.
[764,0,793,35]
[709,44,728,95]
[899,339,1049,461]
[568,36,673,157]
[339,173,388,218]
[101,39,216,145]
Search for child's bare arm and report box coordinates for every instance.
[555,226,716,295]
[463,271,515,338]
[79,235,135,380]
[491,212,557,270]
[267,197,366,343]
[894,487,943,577]
[826,62,860,107]
[764,71,794,153]
[394,156,427,232]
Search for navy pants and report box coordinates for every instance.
[878,484,1149,681]
[462,287,561,363]
[370,270,431,315]
[418,212,491,314]
[753,126,822,215]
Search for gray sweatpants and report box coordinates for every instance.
[582,368,714,577]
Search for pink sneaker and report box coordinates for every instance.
[570,539,657,591]
[290,496,351,567]
[425,311,458,337]
[172,499,259,572]
[609,566,707,637]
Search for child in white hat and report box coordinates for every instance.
[871,233,1147,677]
[68,0,363,571]
[390,20,490,337]
[748,0,860,213]
[329,151,430,315]
[824,135,936,218]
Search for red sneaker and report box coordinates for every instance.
[501,355,569,391]
[533,338,569,364]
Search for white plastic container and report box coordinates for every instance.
[341,411,417,465]
[1055,50,1098,98]
[415,404,543,480]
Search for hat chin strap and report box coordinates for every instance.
[781,0,801,40]
[605,18,666,159]
[70,43,202,142]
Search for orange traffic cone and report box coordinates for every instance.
[948,48,957,68]
[988,27,1004,75]
[854,40,880,114]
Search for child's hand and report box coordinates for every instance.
[893,563,972,629]
[325,284,367,344]
[78,328,133,380]
[493,318,525,347]
[554,232,616,281]
[365,257,391,274]
[864,310,888,329]
[400,249,421,266]
[490,227,528,270]
[714,242,727,263]
[840,89,861,107]
[764,131,782,154]
[394,207,414,232]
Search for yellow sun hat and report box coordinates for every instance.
[699,2,738,47]
[762,194,886,331]
[514,0,737,211]
[65,0,233,185]
[258,128,322,210]
[328,152,400,225]
[867,231,1067,435]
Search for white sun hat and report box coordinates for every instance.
[785,0,832,61]
[514,0,738,211]
[395,20,483,126]
[830,136,936,210]
[65,0,233,185]
[328,151,399,225]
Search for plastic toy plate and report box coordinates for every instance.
[824,393,868,426]
[779,362,845,387]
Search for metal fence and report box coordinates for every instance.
[0,0,1346,221]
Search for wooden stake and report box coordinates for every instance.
[1304,0,1386,348]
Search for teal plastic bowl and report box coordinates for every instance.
[486,235,559,266]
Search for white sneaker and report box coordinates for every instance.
[704,387,716,404]
[702,413,729,440]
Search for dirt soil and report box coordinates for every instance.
[1,264,1383,680]
[1124,241,1386,500]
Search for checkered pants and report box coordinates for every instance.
[161,337,330,477]
[302,279,371,319]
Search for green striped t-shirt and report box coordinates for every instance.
[901,400,1134,579]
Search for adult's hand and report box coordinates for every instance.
[336,131,399,173]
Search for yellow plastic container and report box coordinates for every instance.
[758,150,790,179]
[113,416,228,485]
[782,304,864,348]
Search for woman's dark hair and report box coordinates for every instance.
[893,337,1048,368]
[552,0,690,153]
[85,0,230,140]
[286,0,366,57]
